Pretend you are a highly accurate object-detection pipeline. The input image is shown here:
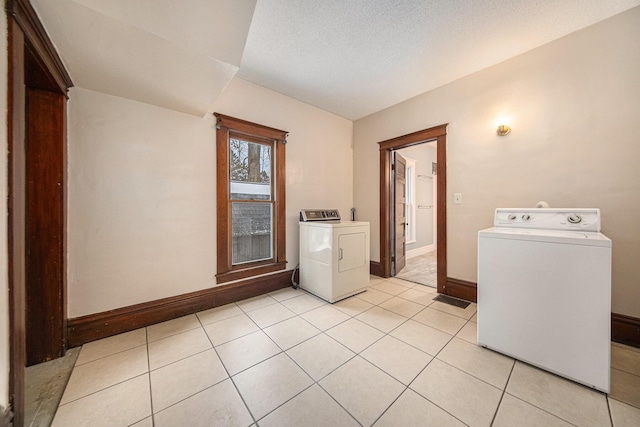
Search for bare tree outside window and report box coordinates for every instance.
[229,137,273,263]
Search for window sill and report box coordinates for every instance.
[216,261,287,284]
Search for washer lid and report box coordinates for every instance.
[479,227,611,247]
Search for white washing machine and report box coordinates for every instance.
[478,208,611,392]
[299,209,370,303]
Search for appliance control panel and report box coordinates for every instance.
[300,209,341,221]
[494,208,601,232]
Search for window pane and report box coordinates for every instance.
[232,202,273,265]
[230,137,271,200]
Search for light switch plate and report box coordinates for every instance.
[454,193,462,204]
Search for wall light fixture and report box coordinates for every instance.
[496,124,511,136]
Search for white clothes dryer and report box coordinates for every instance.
[299,209,370,303]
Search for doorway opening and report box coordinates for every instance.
[378,124,448,295]
[393,142,437,287]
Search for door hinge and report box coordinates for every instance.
[391,164,395,170]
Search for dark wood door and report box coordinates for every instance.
[394,152,407,274]
[25,88,66,365]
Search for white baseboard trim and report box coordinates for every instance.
[407,244,434,259]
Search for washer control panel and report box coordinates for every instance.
[494,208,600,232]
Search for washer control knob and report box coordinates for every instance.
[567,213,582,224]
[522,214,531,221]
[508,214,517,221]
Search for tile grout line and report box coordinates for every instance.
[489,358,516,426]
[197,307,260,426]
[144,327,155,427]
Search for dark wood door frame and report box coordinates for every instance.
[378,124,448,294]
[6,0,72,424]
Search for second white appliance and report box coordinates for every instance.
[299,209,370,303]
[478,208,611,392]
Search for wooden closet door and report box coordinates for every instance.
[25,88,66,366]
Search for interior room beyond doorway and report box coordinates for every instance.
[393,142,437,288]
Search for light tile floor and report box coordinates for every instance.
[395,251,437,287]
[51,277,640,427]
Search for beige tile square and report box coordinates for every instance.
[411,358,502,427]
[300,305,350,330]
[356,288,394,305]
[287,334,355,380]
[506,362,610,427]
[493,394,573,427]
[75,329,146,366]
[269,287,305,301]
[390,319,452,356]
[203,313,259,346]
[437,338,514,389]
[333,296,374,316]
[355,306,406,333]
[611,368,640,408]
[609,398,640,427]
[196,303,243,325]
[130,417,153,427]
[150,349,228,412]
[237,294,278,312]
[216,330,281,375]
[379,296,424,318]
[412,283,438,293]
[326,318,385,353]
[412,307,467,335]
[375,388,466,427]
[233,353,313,420]
[612,343,640,376]
[455,321,477,344]
[470,312,478,322]
[246,303,295,328]
[361,335,432,385]
[371,280,410,295]
[385,277,416,288]
[319,356,404,426]
[259,384,358,427]
[280,293,325,314]
[148,327,212,371]
[430,300,477,320]
[264,316,320,350]
[52,374,151,427]
[154,379,252,427]
[147,314,201,342]
[396,288,436,305]
[60,345,148,404]
[368,276,385,285]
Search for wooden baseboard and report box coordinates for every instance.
[444,277,477,303]
[612,312,640,348]
[67,270,293,347]
[370,261,382,277]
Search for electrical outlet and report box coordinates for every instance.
[454,193,462,204]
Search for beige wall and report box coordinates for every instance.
[0,8,9,409]
[67,79,352,317]
[353,7,640,318]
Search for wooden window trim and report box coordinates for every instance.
[215,113,287,284]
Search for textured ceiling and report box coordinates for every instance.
[239,0,640,120]
[33,0,640,120]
